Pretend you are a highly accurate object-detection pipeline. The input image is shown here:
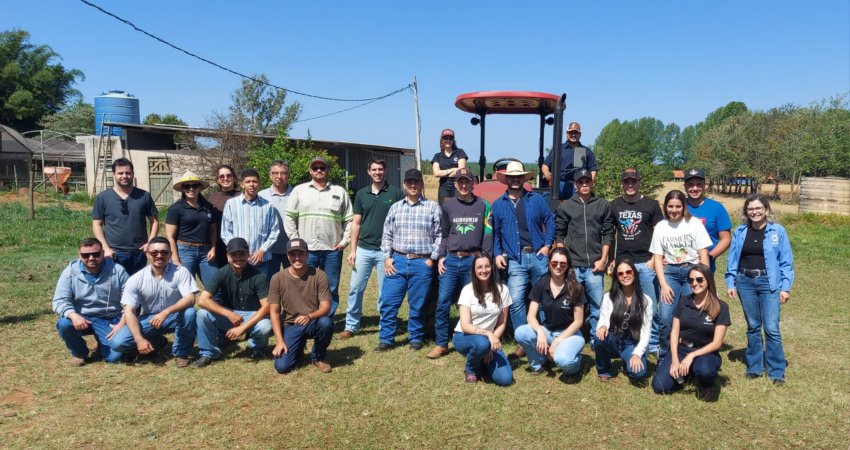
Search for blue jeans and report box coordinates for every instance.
[307,250,343,317]
[515,324,585,374]
[56,315,124,362]
[557,180,576,200]
[452,333,513,386]
[177,244,218,287]
[110,308,197,358]
[659,264,692,359]
[652,345,722,394]
[345,247,386,333]
[575,266,604,344]
[112,250,147,276]
[435,254,473,347]
[378,255,434,345]
[634,261,661,353]
[594,332,648,379]
[273,316,333,373]
[736,274,786,380]
[505,252,549,332]
[196,309,272,359]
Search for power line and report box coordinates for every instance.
[294,86,413,123]
[78,0,411,103]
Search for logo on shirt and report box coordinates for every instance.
[770,233,779,246]
[456,223,476,234]
[618,210,643,239]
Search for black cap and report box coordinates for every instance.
[684,168,705,182]
[574,169,593,181]
[226,237,249,254]
[404,168,423,182]
[286,238,308,253]
[621,168,641,181]
[454,167,475,181]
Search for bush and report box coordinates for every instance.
[247,129,352,191]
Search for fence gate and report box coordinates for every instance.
[148,157,173,207]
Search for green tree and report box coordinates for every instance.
[247,129,351,190]
[0,29,84,131]
[230,73,302,134]
[592,118,664,199]
[38,101,94,135]
[143,113,187,126]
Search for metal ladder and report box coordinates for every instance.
[92,114,114,195]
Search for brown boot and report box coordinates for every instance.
[426,345,450,359]
[312,360,333,373]
[338,330,355,340]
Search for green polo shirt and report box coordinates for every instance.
[205,264,268,312]
[353,182,404,250]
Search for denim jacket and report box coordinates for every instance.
[52,258,128,319]
[725,222,794,292]
[492,190,555,261]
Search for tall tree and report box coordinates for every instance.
[593,118,664,199]
[143,113,187,126]
[0,29,84,131]
[38,101,94,135]
[229,73,302,134]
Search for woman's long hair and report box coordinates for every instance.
[608,258,646,342]
[663,190,692,221]
[549,247,584,304]
[470,252,501,306]
[216,164,237,191]
[689,263,725,321]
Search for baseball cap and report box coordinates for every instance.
[684,168,706,182]
[621,168,641,181]
[286,238,308,253]
[226,237,249,254]
[575,169,593,181]
[310,156,327,167]
[404,168,423,182]
[441,129,455,138]
[454,167,475,181]
[567,122,582,133]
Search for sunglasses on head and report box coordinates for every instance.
[617,269,633,277]
[182,183,202,190]
[688,276,706,285]
[80,251,102,259]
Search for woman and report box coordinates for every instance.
[726,194,794,385]
[431,129,468,205]
[652,264,731,399]
[514,248,586,377]
[649,190,711,358]
[208,164,240,267]
[452,252,513,386]
[165,171,218,286]
[595,259,653,382]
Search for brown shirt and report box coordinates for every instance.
[268,266,329,324]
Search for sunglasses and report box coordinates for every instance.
[80,251,102,259]
[567,131,581,135]
[550,261,568,268]
[148,250,170,256]
[621,311,631,331]
[218,174,234,180]
[441,136,454,141]
[311,166,328,172]
[688,276,706,285]
[120,198,128,214]
[617,269,634,277]
[182,183,202,190]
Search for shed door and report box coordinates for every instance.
[148,157,173,207]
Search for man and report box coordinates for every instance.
[376,168,442,352]
[555,169,614,345]
[52,237,129,366]
[269,238,334,374]
[259,159,293,278]
[284,156,353,317]
[492,161,554,357]
[193,237,271,368]
[221,169,280,281]
[341,157,404,339]
[92,158,159,275]
[684,169,732,272]
[609,168,664,354]
[541,122,599,199]
[428,167,492,359]
[110,237,198,367]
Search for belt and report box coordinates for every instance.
[521,246,537,253]
[394,251,429,259]
[449,250,476,257]
[177,240,205,247]
[738,268,767,277]
[667,262,692,267]
[679,338,695,348]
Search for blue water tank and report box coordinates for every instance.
[94,90,141,135]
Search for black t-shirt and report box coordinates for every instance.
[513,196,533,248]
[610,195,664,263]
[206,264,268,312]
[166,200,216,244]
[739,226,767,270]
[529,275,587,330]
[431,149,468,187]
[92,188,158,252]
[674,295,731,348]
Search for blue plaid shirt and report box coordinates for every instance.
[381,196,442,260]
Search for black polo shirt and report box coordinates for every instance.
[205,264,268,312]
[166,200,216,244]
[431,149,468,187]
[529,275,588,331]
[353,182,404,250]
[674,295,731,348]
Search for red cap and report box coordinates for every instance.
[441,129,455,138]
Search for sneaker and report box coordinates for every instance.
[598,374,612,382]
[426,345,449,359]
[409,341,424,351]
[529,367,545,376]
[465,373,478,384]
[251,350,265,361]
[745,373,763,379]
[174,357,191,368]
[374,342,394,352]
[68,356,86,367]
[772,379,786,386]
[191,356,214,368]
[338,330,355,340]
[312,360,332,373]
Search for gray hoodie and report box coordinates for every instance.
[52,258,128,319]
[555,194,614,267]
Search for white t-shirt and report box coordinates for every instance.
[649,218,712,265]
[454,283,512,333]
[121,263,198,315]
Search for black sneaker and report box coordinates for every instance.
[374,342,394,352]
[191,356,215,368]
[772,379,786,386]
[745,373,763,379]
[251,350,266,361]
[409,341,424,351]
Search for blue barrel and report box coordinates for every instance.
[94,90,141,135]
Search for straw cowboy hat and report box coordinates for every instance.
[495,161,534,184]
[172,171,210,191]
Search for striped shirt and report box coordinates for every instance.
[121,263,198,315]
[221,194,280,262]
[284,181,353,251]
[259,185,292,255]
[381,196,442,260]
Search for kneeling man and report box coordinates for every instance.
[110,237,199,367]
[53,237,129,366]
[193,237,271,367]
[269,238,333,373]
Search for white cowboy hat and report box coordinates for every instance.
[173,171,210,191]
[495,161,533,184]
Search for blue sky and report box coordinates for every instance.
[5,1,849,162]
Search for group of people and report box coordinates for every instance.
[53,123,795,398]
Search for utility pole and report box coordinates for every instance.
[412,76,422,170]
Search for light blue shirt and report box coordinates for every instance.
[221,194,280,262]
[121,263,198,315]
[725,222,795,293]
[259,185,292,255]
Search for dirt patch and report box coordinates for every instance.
[0,190,90,211]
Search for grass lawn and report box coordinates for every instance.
[0,200,848,448]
